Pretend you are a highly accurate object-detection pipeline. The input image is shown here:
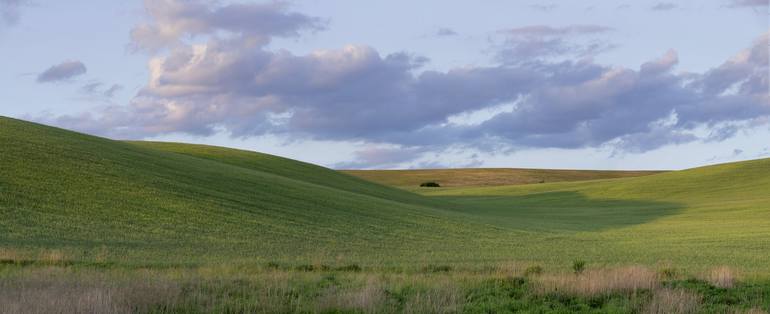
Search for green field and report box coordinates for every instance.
[343,168,663,190]
[2,116,770,312]
[2,115,768,272]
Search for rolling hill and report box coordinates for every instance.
[1,116,770,274]
[0,116,507,265]
[343,168,663,190]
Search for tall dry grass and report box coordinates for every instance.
[403,280,461,314]
[739,308,770,314]
[0,269,180,314]
[316,277,391,313]
[707,266,737,288]
[644,288,701,314]
[535,265,659,297]
[0,264,760,313]
[0,248,21,263]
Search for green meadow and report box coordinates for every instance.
[1,115,769,313]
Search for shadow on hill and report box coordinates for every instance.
[433,191,684,232]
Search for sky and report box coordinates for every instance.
[1,0,768,170]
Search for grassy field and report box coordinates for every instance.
[2,116,770,312]
[343,168,663,190]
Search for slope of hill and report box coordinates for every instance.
[1,116,769,274]
[422,158,770,271]
[0,116,507,265]
[343,168,664,190]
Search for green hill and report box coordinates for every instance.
[0,116,506,265]
[422,158,770,272]
[1,116,770,274]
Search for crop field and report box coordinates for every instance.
[342,168,664,190]
[1,116,769,313]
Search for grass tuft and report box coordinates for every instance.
[707,266,737,289]
[422,265,452,273]
[537,266,658,297]
[572,260,586,274]
[644,288,701,314]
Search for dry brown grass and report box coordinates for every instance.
[535,266,658,297]
[0,269,181,314]
[494,262,525,277]
[37,249,67,265]
[644,288,701,314]
[403,283,461,314]
[737,308,770,314]
[340,277,389,313]
[707,266,737,288]
[315,277,391,313]
[0,248,21,263]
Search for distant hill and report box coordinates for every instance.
[343,168,663,189]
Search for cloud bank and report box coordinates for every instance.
[41,0,770,167]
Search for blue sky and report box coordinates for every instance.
[1,0,768,170]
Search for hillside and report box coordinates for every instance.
[0,116,507,265]
[1,116,770,273]
[422,158,770,271]
[343,168,664,189]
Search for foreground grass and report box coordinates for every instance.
[0,263,767,313]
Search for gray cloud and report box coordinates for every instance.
[706,124,741,142]
[334,146,428,169]
[503,25,613,37]
[80,81,123,98]
[37,61,87,83]
[0,0,24,26]
[80,81,103,94]
[651,3,678,11]
[726,0,768,8]
[131,0,324,51]
[529,3,557,11]
[435,27,458,37]
[39,0,770,167]
[103,84,123,98]
[495,25,615,63]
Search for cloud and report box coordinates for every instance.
[0,0,24,26]
[726,0,768,8]
[38,0,770,167]
[434,27,458,37]
[80,81,123,98]
[36,61,87,83]
[130,0,325,51]
[334,146,428,169]
[103,84,123,98]
[503,25,613,37]
[651,2,678,11]
[529,3,557,11]
[495,25,615,63]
